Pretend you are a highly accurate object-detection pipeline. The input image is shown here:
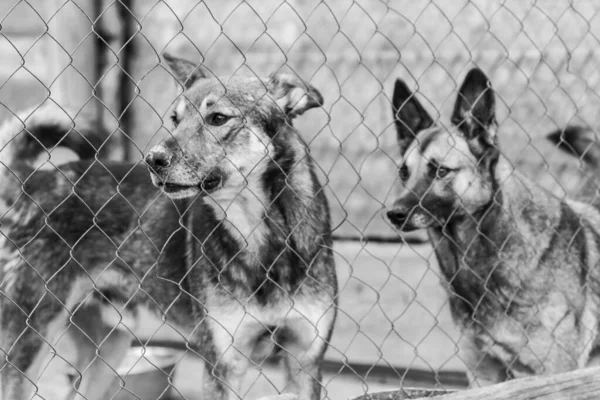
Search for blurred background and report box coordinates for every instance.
[1,0,600,399]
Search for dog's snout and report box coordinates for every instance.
[387,209,408,225]
[145,148,173,172]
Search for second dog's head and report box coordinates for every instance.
[146,53,323,200]
[387,68,501,232]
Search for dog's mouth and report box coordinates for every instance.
[387,209,430,232]
[389,219,421,232]
[157,175,223,198]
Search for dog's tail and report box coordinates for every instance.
[0,103,106,183]
[547,126,600,168]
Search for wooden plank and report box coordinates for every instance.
[351,366,600,400]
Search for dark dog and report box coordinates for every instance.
[0,54,337,400]
[547,126,600,169]
[387,68,600,386]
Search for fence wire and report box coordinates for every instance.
[1,1,600,400]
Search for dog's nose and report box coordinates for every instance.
[387,209,407,225]
[145,148,172,172]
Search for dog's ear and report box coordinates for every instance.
[163,53,207,90]
[451,68,496,143]
[267,73,324,118]
[451,68,498,162]
[392,79,434,155]
[547,126,600,168]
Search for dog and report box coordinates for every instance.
[0,53,337,400]
[547,126,600,169]
[386,67,600,386]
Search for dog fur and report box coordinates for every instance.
[387,68,600,386]
[547,126,600,169]
[0,55,337,400]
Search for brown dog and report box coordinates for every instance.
[0,54,337,400]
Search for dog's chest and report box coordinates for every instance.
[204,185,269,256]
[204,287,331,348]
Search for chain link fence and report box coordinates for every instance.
[1,0,600,399]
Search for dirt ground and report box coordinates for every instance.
[32,239,463,400]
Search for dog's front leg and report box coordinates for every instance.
[281,303,336,400]
[202,307,264,400]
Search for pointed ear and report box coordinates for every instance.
[547,126,600,168]
[163,53,207,90]
[392,78,434,155]
[451,68,496,141]
[267,73,324,118]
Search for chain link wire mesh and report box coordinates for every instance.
[1,0,600,399]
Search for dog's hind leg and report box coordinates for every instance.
[0,272,127,400]
[281,303,336,400]
[0,300,73,400]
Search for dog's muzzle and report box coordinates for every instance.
[152,173,223,197]
[145,147,224,197]
[386,208,421,232]
[145,148,173,175]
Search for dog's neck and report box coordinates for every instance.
[182,125,330,300]
[203,166,270,257]
[453,157,561,251]
[430,156,563,316]
[201,127,320,259]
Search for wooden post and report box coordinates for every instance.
[351,366,600,400]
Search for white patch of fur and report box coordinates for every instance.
[175,97,187,119]
[205,183,268,255]
[204,126,272,255]
[0,115,24,166]
[164,186,202,200]
[205,289,334,397]
[0,103,75,166]
[568,200,600,233]
[288,136,316,204]
[0,248,22,294]
[151,143,169,156]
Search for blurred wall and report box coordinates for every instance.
[2,0,599,238]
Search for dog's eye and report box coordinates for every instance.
[399,164,410,181]
[170,113,179,127]
[437,167,451,179]
[206,113,231,126]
